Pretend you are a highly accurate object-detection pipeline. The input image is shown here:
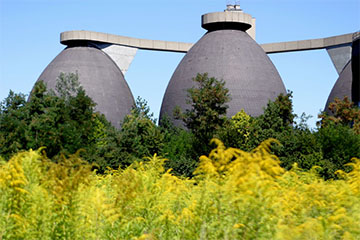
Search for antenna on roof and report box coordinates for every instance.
[225,0,241,11]
[226,0,233,8]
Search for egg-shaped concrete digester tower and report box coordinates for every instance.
[36,42,134,128]
[160,10,286,126]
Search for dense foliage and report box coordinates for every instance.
[1,73,359,179]
[219,92,360,179]
[0,141,359,239]
[82,96,164,172]
[0,77,163,172]
[0,73,100,160]
[318,96,360,134]
[174,73,230,156]
[159,118,197,177]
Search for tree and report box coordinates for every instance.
[175,73,230,154]
[315,97,360,178]
[131,96,156,122]
[117,109,164,166]
[255,92,295,133]
[120,97,163,160]
[86,97,164,171]
[238,92,296,150]
[315,124,360,179]
[0,91,28,157]
[218,93,329,177]
[218,110,254,151]
[318,96,360,134]
[159,115,197,177]
[0,73,101,160]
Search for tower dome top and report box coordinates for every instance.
[201,10,253,32]
[36,44,134,128]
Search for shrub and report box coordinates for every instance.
[315,123,360,178]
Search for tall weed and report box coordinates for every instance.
[0,141,359,239]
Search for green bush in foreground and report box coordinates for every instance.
[1,140,359,239]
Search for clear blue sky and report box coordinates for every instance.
[1,0,359,128]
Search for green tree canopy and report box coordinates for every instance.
[0,73,101,160]
[318,96,360,134]
[175,73,230,154]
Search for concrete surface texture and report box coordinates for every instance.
[91,42,138,75]
[36,44,134,128]
[159,29,286,126]
[60,30,353,55]
[60,31,353,80]
[325,33,360,112]
[326,44,352,74]
[261,33,353,54]
[60,31,193,53]
[201,11,256,39]
[325,61,353,113]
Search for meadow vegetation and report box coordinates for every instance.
[0,140,359,239]
[0,73,360,239]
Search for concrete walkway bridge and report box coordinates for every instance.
[60,30,355,76]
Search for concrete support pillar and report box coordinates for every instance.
[326,43,352,75]
[91,42,138,75]
[247,18,256,40]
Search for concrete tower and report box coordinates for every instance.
[325,32,360,112]
[35,41,135,128]
[159,7,286,126]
